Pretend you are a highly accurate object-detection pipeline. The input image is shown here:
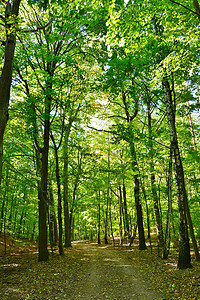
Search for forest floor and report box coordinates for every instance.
[0,235,200,299]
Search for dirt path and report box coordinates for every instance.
[69,242,163,300]
[1,238,200,299]
[0,241,165,299]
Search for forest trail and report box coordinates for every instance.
[0,240,165,300]
[1,239,200,299]
[69,242,163,299]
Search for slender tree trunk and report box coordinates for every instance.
[122,180,129,237]
[130,142,146,250]
[107,138,114,245]
[48,181,57,247]
[163,76,192,269]
[0,198,5,235]
[38,89,52,261]
[48,188,54,252]
[71,216,75,241]
[70,184,78,232]
[104,192,109,244]
[52,142,64,255]
[147,99,163,245]
[140,180,151,241]
[63,135,72,248]
[54,153,63,254]
[163,146,173,259]
[4,214,7,255]
[109,194,115,246]
[119,186,123,246]
[98,189,101,244]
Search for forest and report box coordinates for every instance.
[0,0,200,298]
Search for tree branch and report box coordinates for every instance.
[22,19,53,33]
[87,125,117,134]
[107,115,127,120]
[109,99,125,109]
[168,0,200,16]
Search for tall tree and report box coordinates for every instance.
[0,0,21,187]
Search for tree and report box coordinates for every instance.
[0,0,21,188]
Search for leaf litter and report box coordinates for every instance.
[0,236,199,299]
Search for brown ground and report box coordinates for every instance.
[0,236,200,299]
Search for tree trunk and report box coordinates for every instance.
[52,140,64,255]
[70,183,78,235]
[122,180,129,237]
[0,197,5,235]
[98,189,101,244]
[109,193,115,246]
[0,0,21,188]
[140,180,151,241]
[104,192,109,244]
[38,88,51,261]
[147,99,163,245]
[48,181,57,247]
[63,135,72,248]
[129,142,147,250]
[163,146,173,259]
[48,190,54,252]
[163,76,192,269]
[71,216,75,241]
[119,186,123,246]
